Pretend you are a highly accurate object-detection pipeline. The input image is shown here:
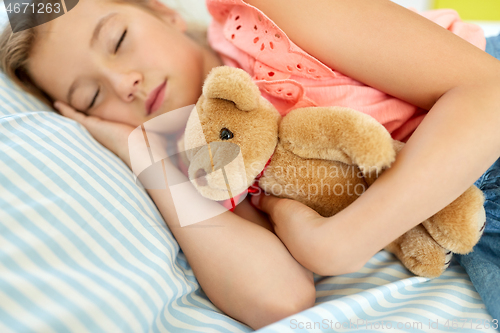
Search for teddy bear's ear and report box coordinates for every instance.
[202,66,261,112]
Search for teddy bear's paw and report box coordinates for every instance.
[356,146,395,176]
[387,242,449,278]
[354,132,402,178]
[414,250,450,278]
[385,225,450,278]
[423,207,486,254]
[356,142,401,186]
[422,185,486,254]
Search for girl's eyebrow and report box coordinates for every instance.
[67,12,118,105]
[90,12,118,48]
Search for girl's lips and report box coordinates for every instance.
[146,80,167,115]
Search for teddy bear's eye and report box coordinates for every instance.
[220,128,234,140]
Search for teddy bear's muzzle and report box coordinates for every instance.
[187,142,250,201]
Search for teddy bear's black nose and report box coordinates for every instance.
[195,168,207,186]
[220,128,234,140]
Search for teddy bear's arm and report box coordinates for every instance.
[279,106,396,175]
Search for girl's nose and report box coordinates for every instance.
[114,71,143,102]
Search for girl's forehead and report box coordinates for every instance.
[35,0,118,37]
[30,1,116,61]
[27,0,129,102]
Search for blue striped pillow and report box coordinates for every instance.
[0,72,49,116]
[0,110,251,332]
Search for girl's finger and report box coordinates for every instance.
[251,192,320,227]
[54,101,87,124]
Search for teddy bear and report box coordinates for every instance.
[181,66,487,278]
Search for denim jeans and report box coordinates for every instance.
[455,34,500,325]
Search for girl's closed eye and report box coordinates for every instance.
[115,29,127,53]
[87,29,127,111]
[88,87,100,110]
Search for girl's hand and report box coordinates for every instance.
[54,101,135,168]
[250,192,325,272]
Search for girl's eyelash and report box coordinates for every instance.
[115,29,127,53]
[88,88,100,110]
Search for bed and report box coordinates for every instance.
[0,1,499,332]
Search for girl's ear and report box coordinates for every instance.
[147,0,187,32]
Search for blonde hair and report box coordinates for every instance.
[0,0,208,109]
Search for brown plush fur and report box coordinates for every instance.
[183,66,486,278]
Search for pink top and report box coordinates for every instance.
[206,0,486,142]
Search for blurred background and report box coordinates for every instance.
[164,0,500,38]
[395,0,500,20]
[1,0,500,37]
[393,0,500,37]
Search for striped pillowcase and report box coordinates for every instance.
[0,74,249,331]
[0,72,50,117]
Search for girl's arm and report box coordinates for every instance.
[54,102,315,329]
[244,0,500,275]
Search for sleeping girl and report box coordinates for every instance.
[1,0,500,329]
